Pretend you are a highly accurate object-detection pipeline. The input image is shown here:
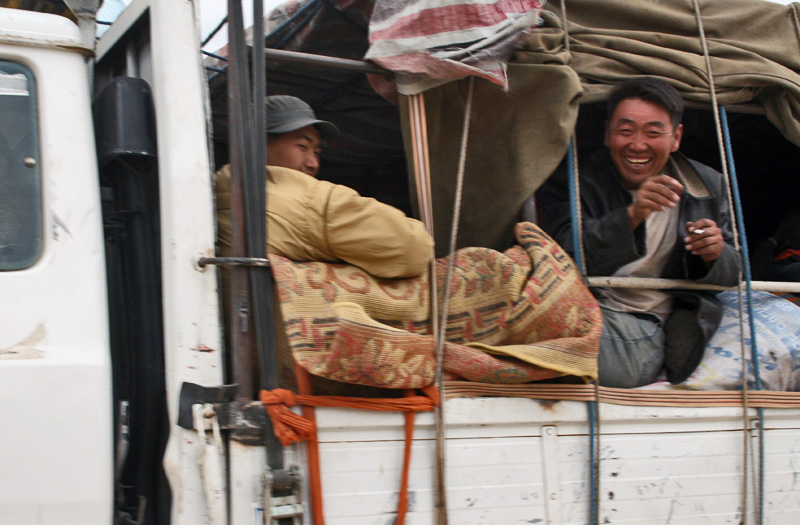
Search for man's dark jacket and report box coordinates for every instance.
[538,149,741,383]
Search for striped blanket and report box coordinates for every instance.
[271,222,601,389]
[365,0,543,95]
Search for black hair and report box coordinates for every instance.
[607,77,684,130]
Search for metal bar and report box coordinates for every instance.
[540,425,564,524]
[198,257,271,268]
[264,48,392,77]
[585,276,800,293]
[226,0,257,405]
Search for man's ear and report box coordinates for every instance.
[671,123,684,152]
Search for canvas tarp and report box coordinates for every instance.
[408,0,800,253]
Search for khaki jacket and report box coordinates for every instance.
[215,164,433,279]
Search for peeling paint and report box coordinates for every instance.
[0,324,45,360]
[51,212,73,240]
[192,344,215,352]
[537,399,561,412]
[407,490,416,512]
[665,498,679,524]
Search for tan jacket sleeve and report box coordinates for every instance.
[214,165,233,257]
[219,164,433,278]
[320,183,434,278]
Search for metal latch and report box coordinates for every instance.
[264,466,303,525]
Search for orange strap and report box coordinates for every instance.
[396,389,417,525]
[259,380,440,525]
[259,387,439,447]
[293,364,323,525]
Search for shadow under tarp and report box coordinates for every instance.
[400,64,582,256]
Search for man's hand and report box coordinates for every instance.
[627,174,684,228]
[684,219,724,264]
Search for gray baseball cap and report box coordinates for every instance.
[266,95,339,139]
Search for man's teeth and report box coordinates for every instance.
[627,158,649,166]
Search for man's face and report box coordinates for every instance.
[604,98,683,190]
[266,125,322,177]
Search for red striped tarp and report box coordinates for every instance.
[365,0,543,95]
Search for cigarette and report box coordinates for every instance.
[692,229,706,235]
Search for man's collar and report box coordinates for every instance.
[668,153,711,199]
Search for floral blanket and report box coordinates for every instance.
[271,222,601,389]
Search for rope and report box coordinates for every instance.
[438,76,474,356]
[294,363,323,525]
[258,387,439,446]
[288,364,436,525]
[406,92,449,525]
[588,385,600,525]
[720,107,766,525]
[566,140,585,274]
[396,389,418,525]
[691,2,764,522]
[558,4,596,522]
[258,384,439,523]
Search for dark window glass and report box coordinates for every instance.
[0,61,40,270]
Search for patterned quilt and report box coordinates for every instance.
[271,222,601,389]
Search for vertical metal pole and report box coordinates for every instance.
[226,0,256,402]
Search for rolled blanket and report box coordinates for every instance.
[271,222,601,389]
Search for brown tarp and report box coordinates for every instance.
[407,0,800,253]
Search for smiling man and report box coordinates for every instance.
[538,77,740,388]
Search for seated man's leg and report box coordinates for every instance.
[598,307,665,388]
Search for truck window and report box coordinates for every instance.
[0,60,40,270]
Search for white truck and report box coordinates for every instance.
[2,1,800,524]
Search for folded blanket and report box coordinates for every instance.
[271,222,601,389]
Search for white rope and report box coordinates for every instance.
[436,76,475,358]
[421,79,475,524]
[691,1,754,522]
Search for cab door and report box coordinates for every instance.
[0,9,113,524]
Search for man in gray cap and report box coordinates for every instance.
[216,95,433,279]
[263,95,338,178]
